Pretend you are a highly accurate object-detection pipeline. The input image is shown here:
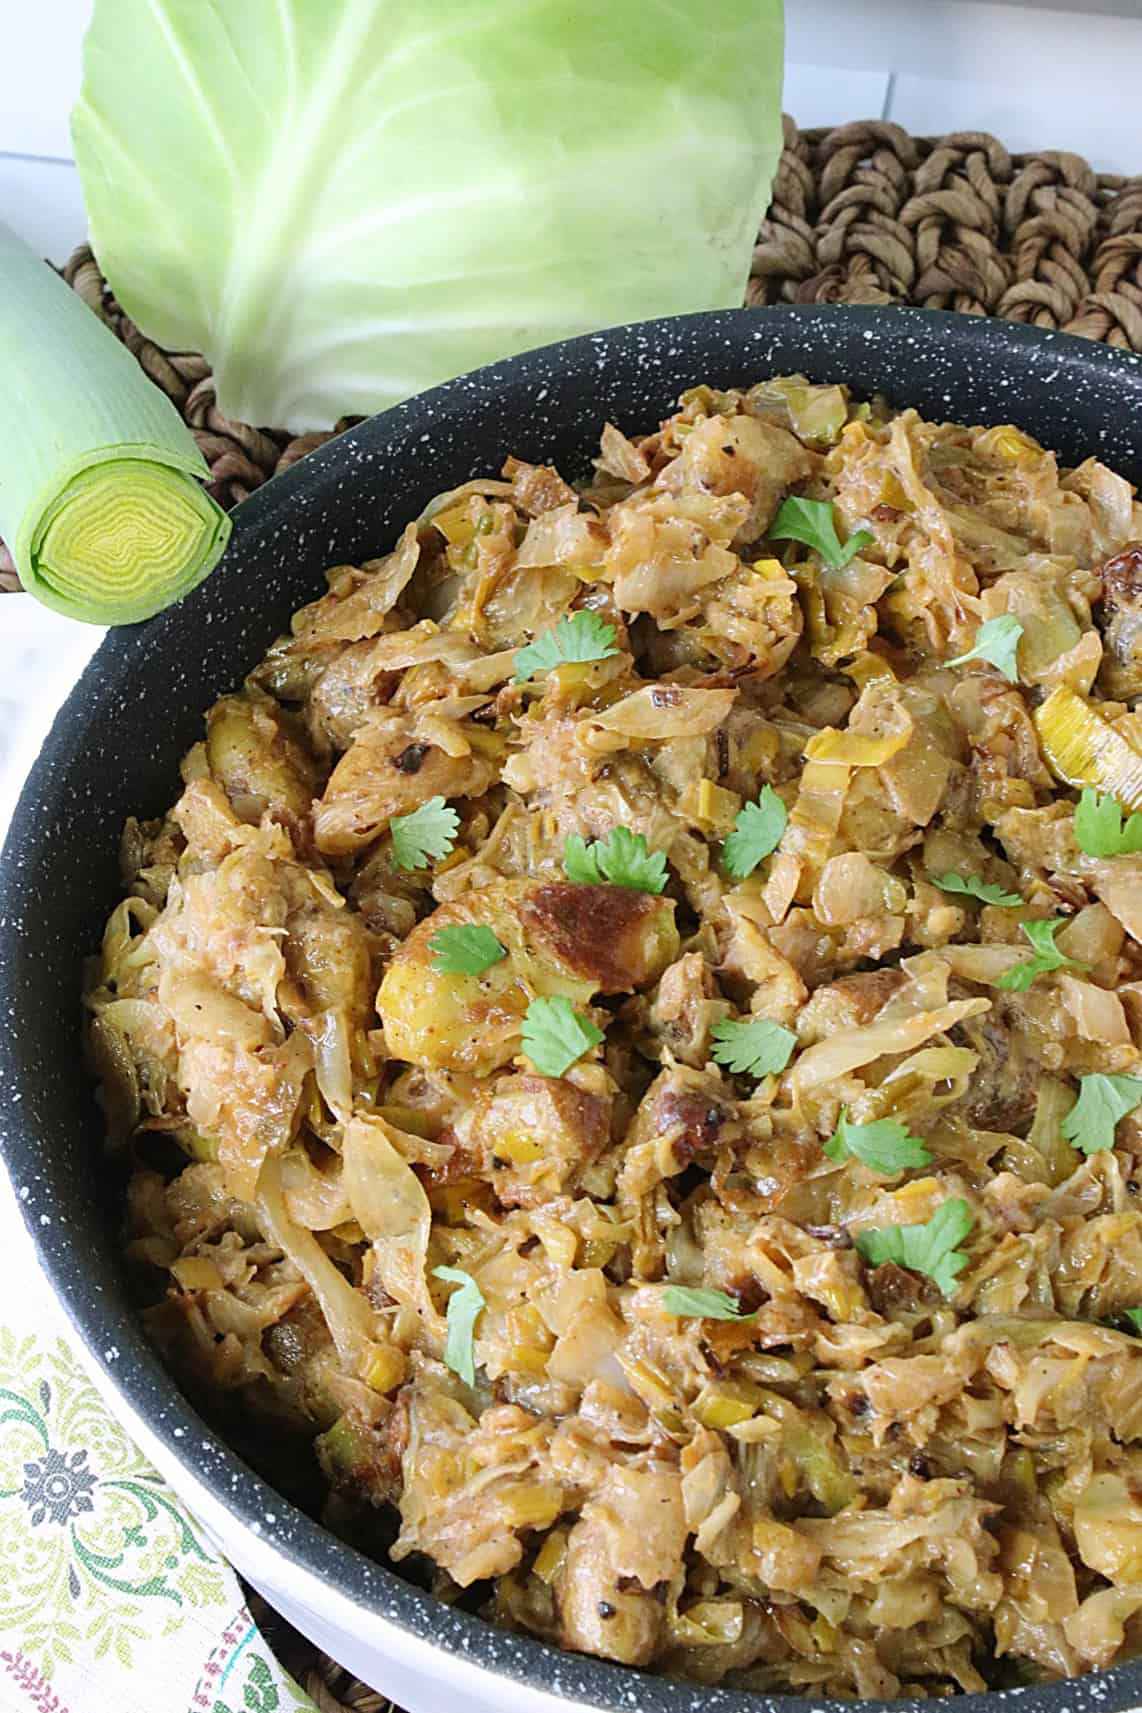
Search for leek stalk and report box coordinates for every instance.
[1034,686,1142,812]
[0,223,230,624]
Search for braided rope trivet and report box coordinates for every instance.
[6,105,1142,1713]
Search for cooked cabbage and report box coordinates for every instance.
[89,379,1142,1697]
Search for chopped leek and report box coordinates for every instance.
[1034,687,1142,812]
[748,377,848,447]
[804,726,909,767]
[0,222,229,624]
[844,650,897,693]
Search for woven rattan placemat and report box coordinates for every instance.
[6,112,1142,1713]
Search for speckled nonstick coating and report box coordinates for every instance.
[4,306,1142,1713]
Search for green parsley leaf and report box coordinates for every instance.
[930,871,1022,908]
[563,834,602,885]
[429,924,507,976]
[948,614,1023,683]
[432,1266,485,1387]
[564,835,602,884]
[710,1016,796,1079]
[723,785,788,879]
[1125,1307,1142,1335]
[389,796,459,872]
[1073,787,1142,858]
[513,611,619,683]
[995,918,1086,991]
[824,1107,932,1174]
[662,1286,756,1321]
[768,496,873,570]
[1061,1072,1142,1156]
[855,1198,973,1299]
[521,995,604,1078]
[563,827,667,894]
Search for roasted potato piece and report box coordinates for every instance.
[205,690,321,829]
[313,711,497,856]
[1097,544,1142,702]
[377,879,678,1075]
[306,636,401,752]
[282,895,374,1027]
[316,1392,407,1510]
[558,1467,686,1666]
[462,1071,611,1206]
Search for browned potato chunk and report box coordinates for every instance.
[313,712,496,856]
[558,1467,686,1665]
[205,691,320,829]
[377,878,678,1076]
[465,1072,611,1206]
[282,896,374,1027]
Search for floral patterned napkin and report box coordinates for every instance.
[0,1183,319,1713]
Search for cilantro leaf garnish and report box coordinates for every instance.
[521,995,604,1077]
[930,871,1022,907]
[1073,787,1142,858]
[432,1266,485,1387]
[1061,1073,1142,1155]
[948,614,1023,683]
[723,785,788,879]
[662,1286,756,1322]
[564,827,667,894]
[513,611,619,683]
[389,796,459,872]
[710,1016,796,1079]
[855,1198,973,1299]
[429,924,507,976]
[824,1107,932,1175]
[994,918,1086,991]
[564,835,603,885]
[1125,1308,1142,1335]
[768,496,873,569]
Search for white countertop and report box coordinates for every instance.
[0,600,102,840]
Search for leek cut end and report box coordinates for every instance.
[25,458,231,625]
[1035,685,1142,814]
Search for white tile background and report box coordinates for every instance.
[2,0,1140,262]
[0,0,1139,817]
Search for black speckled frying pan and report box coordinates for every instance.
[4,306,1142,1713]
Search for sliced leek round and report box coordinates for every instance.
[0,222,230,624]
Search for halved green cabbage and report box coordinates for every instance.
[73,0,785,431]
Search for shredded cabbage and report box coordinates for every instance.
[256,1156,374,1368]
[341,1113,441,1335]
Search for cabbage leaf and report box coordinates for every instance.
[73,0,785,431]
